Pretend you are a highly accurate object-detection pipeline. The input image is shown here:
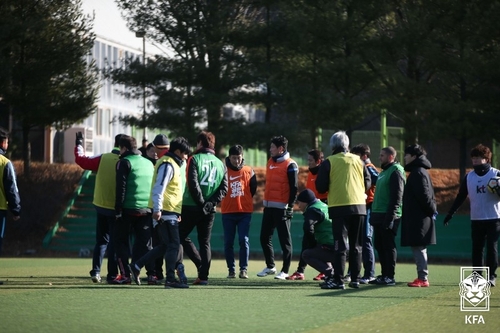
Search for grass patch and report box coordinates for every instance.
[0,259,498,332]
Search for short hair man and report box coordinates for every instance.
[139,138,149,157]
[75,132,124,283]
[221,145,257,279]
[147,134,170,280]
[0,128,21,256]
[295,189,335,286]
[257,135,299,280]
[287,149,326,281]
[369,146,405,286]
[179,131,228,285]
[350,143,379,284]
[114,135,155,284]
[316,131,371,289]
[144,143,157,165]
[306,149,327,203]
[129,137,192,288]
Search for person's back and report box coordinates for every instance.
[179,131,228,285]
[75,133,123,283]
[114,135,155,284]
[325,152,366,212]
[182,152,226,208]
[314,131,368,290]
[129,137,192,289]
[121,153,154,211]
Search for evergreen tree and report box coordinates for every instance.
[0,0,98,177]
[272,0,390,149]
[114,0,262,144]
[429,0,500,176]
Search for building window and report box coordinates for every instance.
[104,109,111,136]
[96,108,103,136]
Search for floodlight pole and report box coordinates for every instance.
[381,109,387,148]
[135,31,147,141]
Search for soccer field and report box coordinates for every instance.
[0,258,497,333]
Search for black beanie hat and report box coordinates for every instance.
[297,189,316,204]
[153,134,170,149]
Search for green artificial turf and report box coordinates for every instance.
[0,258,498,333]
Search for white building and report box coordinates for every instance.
[47,0,264,163]
[54,0,155,163]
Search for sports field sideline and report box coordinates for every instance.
[0,258,498,333]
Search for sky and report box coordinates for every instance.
[81,0,147,51]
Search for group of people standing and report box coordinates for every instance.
[73,128,499,290]
[256,131,499,290]
[76,131,228,288]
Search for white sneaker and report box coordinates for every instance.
[257,267,277,277]
[274,271,289,280]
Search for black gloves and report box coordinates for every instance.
[202,201,216,215]
[443,214,453,226]
[384,220,394,230]
[282,207,293,221]
[75,131,84,146]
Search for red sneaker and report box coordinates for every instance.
[286,271,305,280]
[313,273,325,281]
[109,275,131,285]
[147,275,160,285]
[407,278,429,287]
[193,278,208,285]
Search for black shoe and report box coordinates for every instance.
[489,276,496,287]
[348,281,359,289]
[374,276,395,286]
[369,275,384,285]
[165,280,189,289]
[128,264,141,286]
[320,276,345,290]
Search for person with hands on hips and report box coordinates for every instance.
[444,144,500,287]
[369,146,405,286]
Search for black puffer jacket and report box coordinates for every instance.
[400,155,437,247]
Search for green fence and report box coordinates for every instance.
[204,213,484,261]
